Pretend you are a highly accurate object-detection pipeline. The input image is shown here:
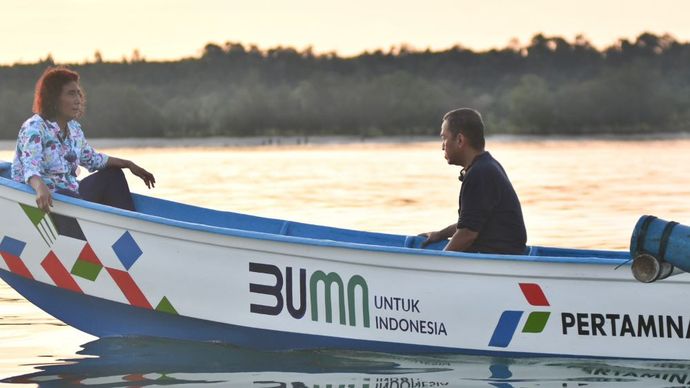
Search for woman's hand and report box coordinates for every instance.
[107,157,156,189]
[29,176,53,212]
[128,162,156,189]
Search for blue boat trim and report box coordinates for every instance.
[0,268,647,359]
[0,169,629,265]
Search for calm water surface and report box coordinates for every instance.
[2,139,690,387]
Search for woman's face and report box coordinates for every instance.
[56,81,83,121]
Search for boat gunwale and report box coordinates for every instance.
[0,176,630,266]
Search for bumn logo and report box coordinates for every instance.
[488,283,550,347]
[249,262,370,327]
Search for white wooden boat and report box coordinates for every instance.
[1,161,689,360]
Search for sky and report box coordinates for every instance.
[2,0,690,65]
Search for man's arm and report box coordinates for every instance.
[445,227,479,252]
[420,223,457,247]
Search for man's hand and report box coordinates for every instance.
[420,231,445,248]
[419,223,457,248]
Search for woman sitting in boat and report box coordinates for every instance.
[11,66,155,213]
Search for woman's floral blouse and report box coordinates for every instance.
[11,114,109,193]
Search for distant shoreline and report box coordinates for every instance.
[2,133,690,151]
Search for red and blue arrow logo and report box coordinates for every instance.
[488,283,551,348]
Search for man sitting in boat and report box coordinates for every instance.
[421,108,527,254]
[11,66,155,213]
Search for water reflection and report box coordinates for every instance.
[5,337,690,387]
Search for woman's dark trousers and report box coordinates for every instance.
[78,168,135,211]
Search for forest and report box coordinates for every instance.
[0,32,688,139]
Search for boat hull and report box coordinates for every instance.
[2,176,690,359]
[0,268,506,354]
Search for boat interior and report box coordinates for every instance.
[0,161,630,261]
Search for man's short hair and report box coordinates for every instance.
[443,108,485,150]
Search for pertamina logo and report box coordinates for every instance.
[488,283,550,347]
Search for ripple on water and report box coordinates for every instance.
[2,337,690,386]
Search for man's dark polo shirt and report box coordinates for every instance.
[457,152,527,255]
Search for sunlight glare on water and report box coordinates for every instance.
[81,139,690,250]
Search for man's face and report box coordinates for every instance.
[440,120,462,165]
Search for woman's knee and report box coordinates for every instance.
[100,167,126,180]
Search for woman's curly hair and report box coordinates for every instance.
[33,66,85,119]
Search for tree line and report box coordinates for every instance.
[1,32,689,139]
